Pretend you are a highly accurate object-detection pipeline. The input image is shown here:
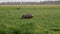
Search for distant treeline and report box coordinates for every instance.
[0,1,60,5]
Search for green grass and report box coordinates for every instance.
[0,5,60,34]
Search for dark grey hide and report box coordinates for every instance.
[21,14,33,19]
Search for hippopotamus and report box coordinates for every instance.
[21,14,33,19]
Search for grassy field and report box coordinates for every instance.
[0,5,60,34]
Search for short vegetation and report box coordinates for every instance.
[0,5,60,34]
